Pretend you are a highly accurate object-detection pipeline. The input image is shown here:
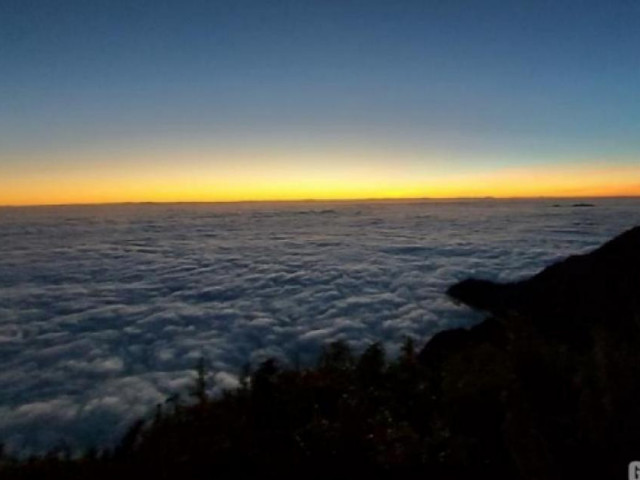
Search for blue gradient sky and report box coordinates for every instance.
[2,0,639,204]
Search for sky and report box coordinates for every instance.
[1,0,639,205]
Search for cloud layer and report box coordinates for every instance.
[1,199,640,453]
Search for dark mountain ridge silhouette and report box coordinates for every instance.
[446,226,640,337]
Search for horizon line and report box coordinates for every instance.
[2,194,640,209]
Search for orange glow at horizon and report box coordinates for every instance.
[2,159,639,206]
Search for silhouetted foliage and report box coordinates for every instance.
[356,342,385,387]
[189,357,209,406]
[317,340,354,372]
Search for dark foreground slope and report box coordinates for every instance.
[423,225,640,478]
[3,227,640,479]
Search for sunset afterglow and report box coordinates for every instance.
[2,1,638,205]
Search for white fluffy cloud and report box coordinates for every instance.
[1,199,640,453]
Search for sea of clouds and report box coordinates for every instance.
[1,198,640,453]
